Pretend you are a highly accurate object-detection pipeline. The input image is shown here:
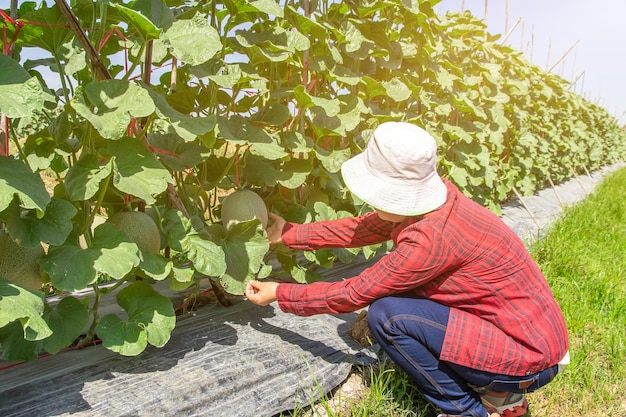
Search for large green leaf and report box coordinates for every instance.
[217,115,288,160]
[148,133,210,172]
[97,281,176,356]
[0,320,40,362]
[382,78,411,102]
[42,296,89,354]
[0,55,52,118]
[162,13,221,66]
[40,223,140,291]
[108,137,173,204]
[2,197,77,247]
[109,3,161,41]
[9,3,71,53]
[0,156,51,214]
[72,80,155,140]
[143,84,216,141]
[243,155,312,188]
[64,155,114,201]
[208,221,269,295]
[315,147,352,174]
[0,279,51,342]
[293,85,341,117]
[182,232,227,277]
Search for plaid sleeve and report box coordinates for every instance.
[281,212,397,251]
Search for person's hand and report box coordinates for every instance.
[266,212,286,245]
[245,280,279,306]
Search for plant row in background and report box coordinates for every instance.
[0,0,625,361]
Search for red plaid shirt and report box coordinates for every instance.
[276,179,569,375]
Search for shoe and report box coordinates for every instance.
[480,391,529,417]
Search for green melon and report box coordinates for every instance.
[107,211,161,254]
[221,190,268,231]
[0,231,44,291]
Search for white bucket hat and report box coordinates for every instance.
[341,121,448,216]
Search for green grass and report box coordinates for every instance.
[526,166,626,416]
[282,166,626,417]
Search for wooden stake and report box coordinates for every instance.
[547,40,580,73]
[568,165,587,194]
[505,0,509,33]
[547,174,564,208]
[54,0,111,81]
[484,0,488,25]
[512,187,542,230]
[500,17,522,45]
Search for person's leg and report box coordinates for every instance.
[367,297,560,417]
[367,297,488,417]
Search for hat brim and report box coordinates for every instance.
[341,153,448,216]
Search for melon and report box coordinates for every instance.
[221,190,268,231]
[0,231,44,291]
[107,211,161,254]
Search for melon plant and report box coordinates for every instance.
[107,211,161,254]
[221,190,269,231]
[0,231,44,292]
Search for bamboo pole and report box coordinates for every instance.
[504,0,509,34]
[546,174,564,208]
[54,0,111,81]
[484,0,488,25]
[512,187,542,230]
[569,71,585,92]
[500,17,522,45]
[547,40,580,73]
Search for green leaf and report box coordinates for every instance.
[0,279,51,342]
[217,115,288,160]
[169,265,195,291]
[138,252,172,281]
[109,3,161,41]
[7,3,71,54]
[143,84,216,141]
[243,155,312,189]
[212,221,269,295]
[315,147,352,174]
[162,13,221,66]
[381,78,411,102]
[41,223,140,291]
[183,233,227,277]
[42,296,89,354]
[97,281,176,356]
[248,0,284,17]
[148,133,210,171]
[3,197,77,247]
[0,156,51,214]
[0,320,40,362]
[293,85,341,117]
[64,154,114,201]
[72,81,155,140]
[0,55,52,118]
[108,137,173,205]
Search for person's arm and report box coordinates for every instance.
[275,211,397,251]
[274,227,455,316]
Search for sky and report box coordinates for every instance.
[1,0,625,124]
[436,0,626,124]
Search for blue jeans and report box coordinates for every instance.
[367,296,559,417]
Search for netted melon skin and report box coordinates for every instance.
[107,211,161,253]
[221,190,268,230]
[0,232,44,291]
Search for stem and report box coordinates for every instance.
[80,171,112,236]
[83,282,103,342]
[123,42,147,81]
